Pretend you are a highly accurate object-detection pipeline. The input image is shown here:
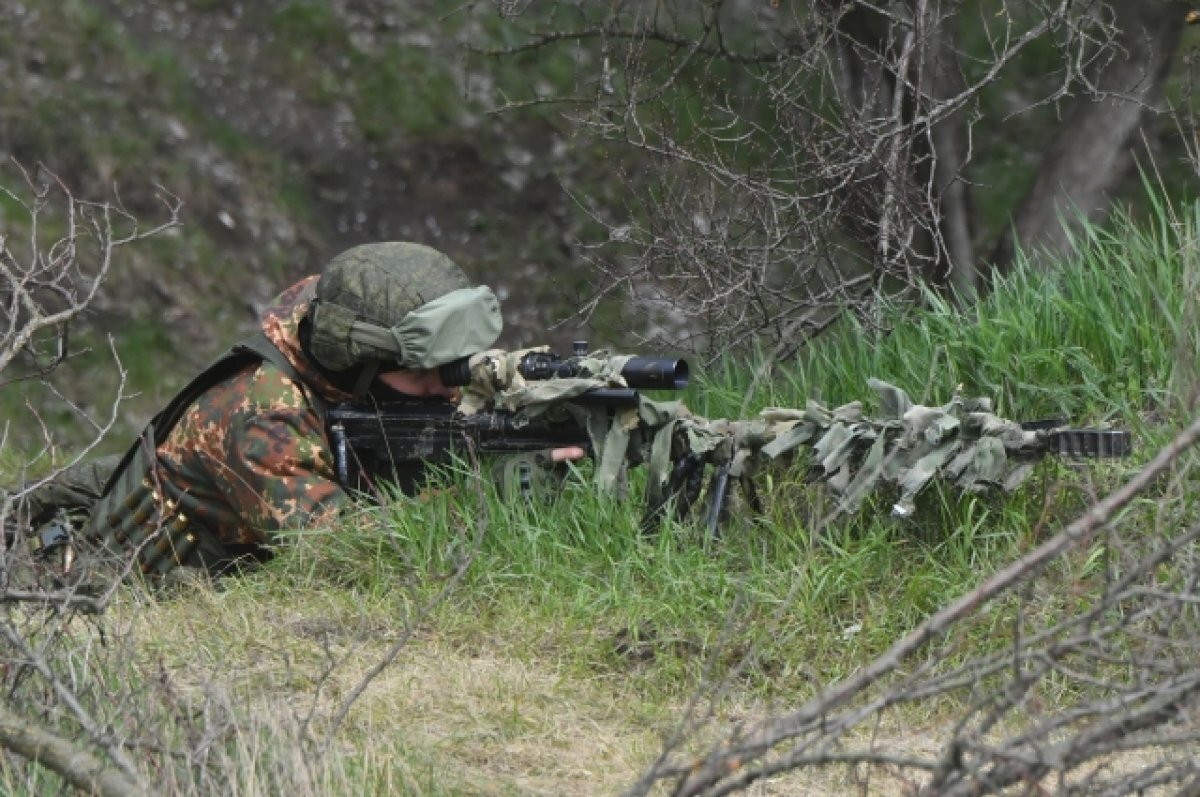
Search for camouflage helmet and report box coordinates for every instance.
[308,242,502,378]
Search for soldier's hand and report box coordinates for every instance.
[550,446,586,463]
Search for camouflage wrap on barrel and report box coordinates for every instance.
[709,378,1051,517]
[457,349,1104,520]
[458,347,655,491]
[152,276,353,552]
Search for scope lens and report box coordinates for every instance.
[621,357,689,390]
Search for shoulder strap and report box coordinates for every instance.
[151,341,260,440]
[151,330,328,434]
[231,331,329,420]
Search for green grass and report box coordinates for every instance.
[284,189,1193,697]
[244,177,1193,713]
[733,196,1198,430]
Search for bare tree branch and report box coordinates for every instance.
[475,0,1181,355]
[0,702,147,797]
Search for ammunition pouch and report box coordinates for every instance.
[490,450,569,503]
[80,427,203,578]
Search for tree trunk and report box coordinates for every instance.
[990,0,1188,273]
[917,1,977,296]
[823,0,977,295]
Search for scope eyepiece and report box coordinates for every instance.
[438,356,473,387]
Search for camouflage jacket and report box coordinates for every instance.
[154,276,353,554]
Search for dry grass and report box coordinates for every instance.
[122,580,1095,797]
[119,579,968,796]
[125,581,674,795]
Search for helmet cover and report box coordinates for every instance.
[308,242,491,371]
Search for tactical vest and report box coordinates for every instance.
[81,332,326,579]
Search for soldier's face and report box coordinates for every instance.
[376,368,458,400]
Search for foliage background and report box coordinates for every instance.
[2,0,618,451]
[4,0,1200,451]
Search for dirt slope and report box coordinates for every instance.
[1,1,619,447]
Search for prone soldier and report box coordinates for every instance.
[7,241,584,582]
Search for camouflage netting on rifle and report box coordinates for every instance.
[459,349,1072,520]
[722,378,1051,518]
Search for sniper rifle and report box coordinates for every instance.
[326,344,1132,536]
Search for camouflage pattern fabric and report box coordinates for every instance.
[456,348,1086,521]
[308,242,475,372]
[695,378,1052,518]
[9,454,124,528]
[152,276,353,553]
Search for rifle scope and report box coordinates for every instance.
[438,351,689,391]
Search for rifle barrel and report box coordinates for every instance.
[1045,428,1132,458]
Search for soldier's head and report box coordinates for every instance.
[306,242,502,396]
